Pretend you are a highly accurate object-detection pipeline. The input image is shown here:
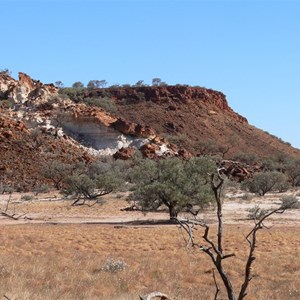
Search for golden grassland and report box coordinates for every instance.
[0,222,299,299]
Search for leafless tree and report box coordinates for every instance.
[176,168,298,300]
[0,192,30,220]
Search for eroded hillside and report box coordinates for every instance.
[1,72,300,189]
[87,85,300,158]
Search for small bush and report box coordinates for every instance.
[0,99,14,109]
[100,258,127,273]
[34,184,50,195]
[280,195,300,209]
[247,205,268,220]
[59,87,86,103]
[21,195,34,201]
[241,192,254,201]
[232,152,258,165]
[164,133,190,148]
[0,184,14,194]
[84,97,117,114]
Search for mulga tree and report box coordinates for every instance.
[65,158,128,206]
[41,159,75,190]
[130,157,215,219]
[87,80,107,89]
[241,171,289,196]
[72,81,85,88]
[285,158,300,187]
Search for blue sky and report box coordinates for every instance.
[1,0,300,148]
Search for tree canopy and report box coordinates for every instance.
[130,157,215,219]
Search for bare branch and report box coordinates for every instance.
[1,194,28,221]
[4,192,12,212]
[238,206,287,300]
[176,166,293,300]
[140,291,170,300]
[213,269,220,300]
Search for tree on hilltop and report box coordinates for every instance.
[152,78,167,86]
[87,79,107,89]
[72,81,85,88]
[55,81,64,88]
[134,80,145,87]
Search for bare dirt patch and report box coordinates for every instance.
[0,190,299,226]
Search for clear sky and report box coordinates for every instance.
[1,0,300,148]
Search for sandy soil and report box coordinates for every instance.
[0,190,299,299]
[0,190,299,226]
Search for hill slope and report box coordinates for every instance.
[87,85,300,158]
[1,72,300,189]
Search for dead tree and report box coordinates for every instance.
[140,291,170,300]
[0,192,29,220]
[176,169,296,300]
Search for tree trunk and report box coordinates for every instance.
[168,205,178,220]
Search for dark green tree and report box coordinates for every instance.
[134,80,145,87]
[152,78,167,86]
[87,80,107,89]
[55,81,64,88]
[285,158,300,187]
[241,171,289,196]
[72,81,85,88]
[41,159,74,190]
[65,158,126,206]
[130,157,215,219]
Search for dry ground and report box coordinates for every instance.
[0,191,299,299]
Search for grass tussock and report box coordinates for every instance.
[0,224,299,299]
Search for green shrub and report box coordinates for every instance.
[100,258,127,273]
[59,87,86,103]
[285,158,300,187]
[280,195,300,209]
[84,97,117,114]
[232,152,258,165]
[33,184,50,195]
[21,195,34,201]
[0,184,14,194]
[0,99,14,109]
[241,192,254,201]
[247,205,268,220]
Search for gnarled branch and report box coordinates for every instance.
[140,291,170,300]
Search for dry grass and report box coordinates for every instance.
[0,223,299,299]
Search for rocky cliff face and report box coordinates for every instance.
[0,72,58,104]
[1,71,300,190]
[103,86,300,159]
[0,73,184,169]
[87,85,248,124]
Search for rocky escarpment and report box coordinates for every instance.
[0,72,58,104]
[1,71,300,185]
[87,85,248,124]
[0,113,92,190]
[0,73,186,162]
[59,105,185,158]
[91,85,299,159]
